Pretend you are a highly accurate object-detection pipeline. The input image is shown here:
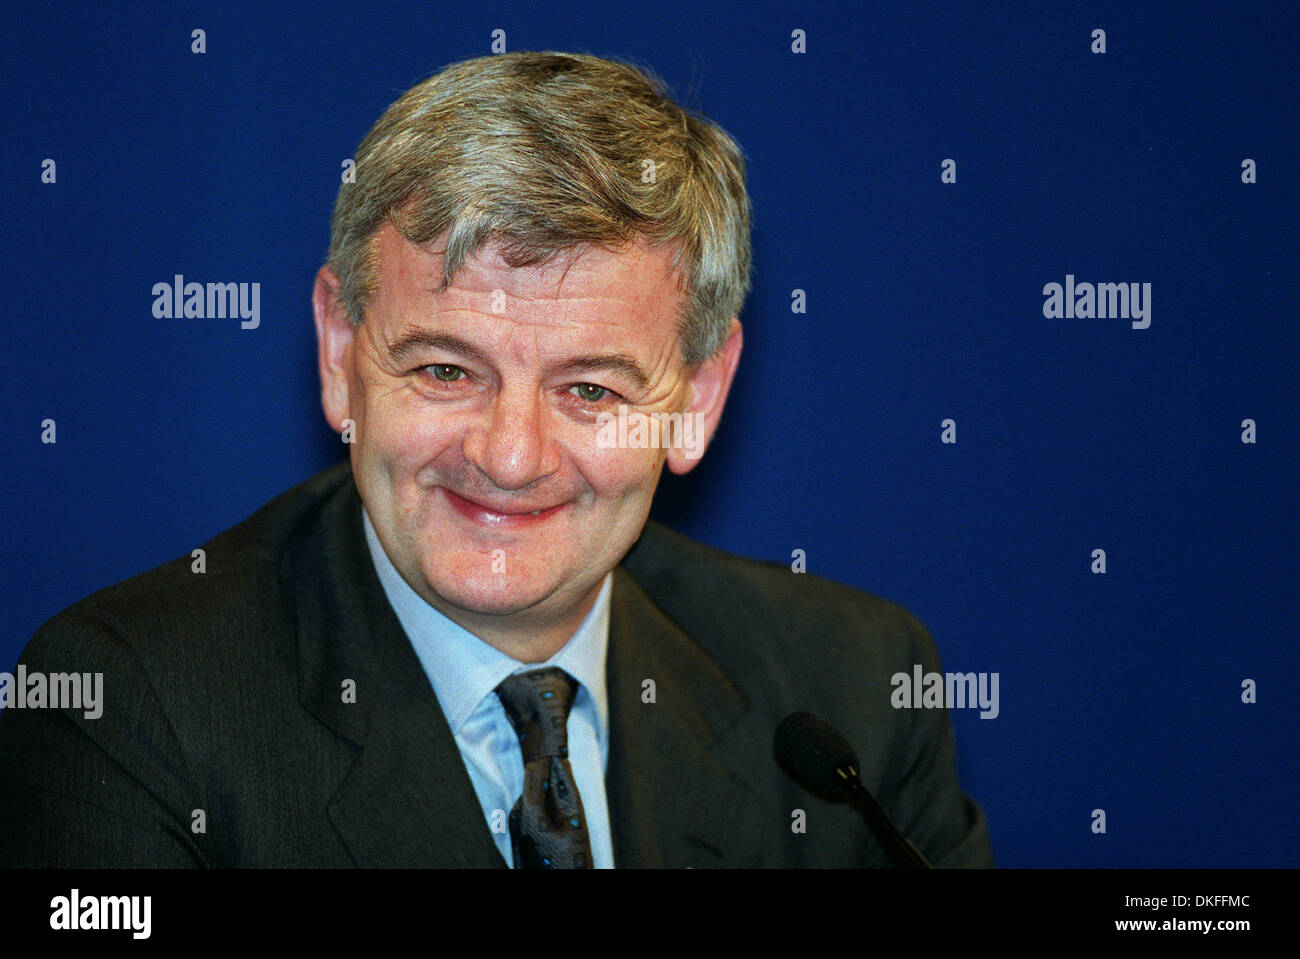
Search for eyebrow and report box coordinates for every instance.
[558,353,649,390]
[387,329,492,367]
[386,328,650,390]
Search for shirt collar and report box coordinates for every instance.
[361,507,611,740]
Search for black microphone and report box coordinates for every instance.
[775,711,932,869]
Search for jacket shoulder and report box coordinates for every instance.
[24,462,353,664]
[621,520,939,674]
[36,462,352,623]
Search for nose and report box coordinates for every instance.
[462,383,561,492]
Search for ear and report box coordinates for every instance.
[312,265,356,433]
[666,318,743,475]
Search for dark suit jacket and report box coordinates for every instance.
[0,463,993,867]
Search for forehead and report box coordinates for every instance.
[369,223,686,333]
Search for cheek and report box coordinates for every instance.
[363,395,461,468]
[577,441,664,498]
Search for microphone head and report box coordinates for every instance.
[774,711,861,795]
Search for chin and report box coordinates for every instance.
[420,558,559,618]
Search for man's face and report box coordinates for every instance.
[314,224,741,640]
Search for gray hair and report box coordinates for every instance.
[326,51,752,364]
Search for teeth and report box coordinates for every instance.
[530,510,542,516]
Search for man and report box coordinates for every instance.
[0,51,993,868]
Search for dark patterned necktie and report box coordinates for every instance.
[495,667,594,869]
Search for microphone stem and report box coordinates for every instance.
[839,770,933,869]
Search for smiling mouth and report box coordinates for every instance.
[440,488,569,527]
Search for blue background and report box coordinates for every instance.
[3,0,1296,867]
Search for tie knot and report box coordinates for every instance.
[495,667,579,762]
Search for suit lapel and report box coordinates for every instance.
[605,566,768,867]
[290,475,506,867]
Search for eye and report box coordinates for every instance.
[570,383,609,402]
[427,363,464,382]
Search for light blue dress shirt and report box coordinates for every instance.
[362,509,615,868]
